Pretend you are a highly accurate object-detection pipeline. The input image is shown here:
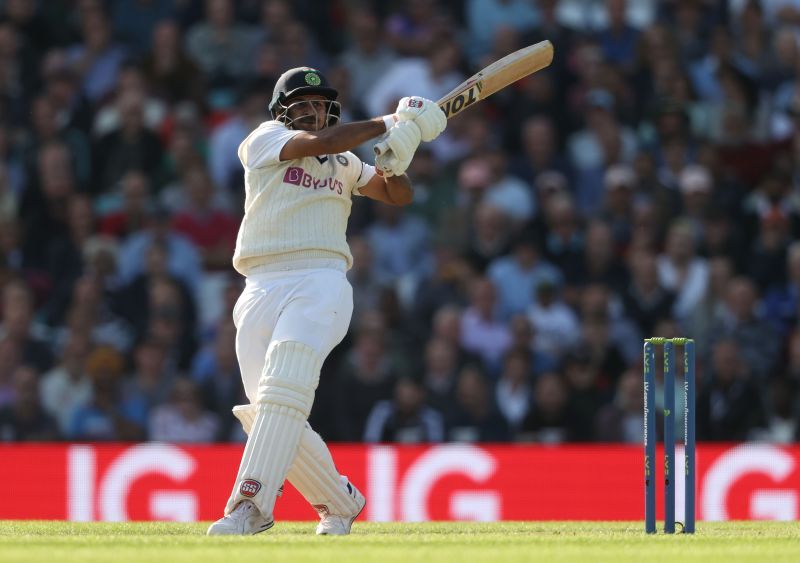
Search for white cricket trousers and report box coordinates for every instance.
[233,266,352,397]
[227,265,357,519]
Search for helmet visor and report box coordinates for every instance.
[278,98,341,130]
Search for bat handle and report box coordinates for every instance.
[374,140,389,156]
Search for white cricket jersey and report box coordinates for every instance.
[233,120,377,276]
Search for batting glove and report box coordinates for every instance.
[384,120,421,161]
[395,96,447,142]
[375,152,413,177]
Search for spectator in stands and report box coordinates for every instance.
[53,274,134,353]
[678,165,714,245]
[39,53,94,134]
[0,337,21,407]
[366,202,431,285]
[0,126,24,211]
[594,367,644,443]
[460,277,511,375]
[40,333,91,435]
[465,0,538,62]
[22,94,91,186]
[111,0,176,56]
[338,11,397,113]
[275,21,330,72]
[488,232,561,321]
[750,377,799,443]
[363,376,444,443]
[207,79,270,193]
[568,89,638,212]
[748,209,792,292]
[527,279,580,362]
[99,170,152,239]
[685,255,734,359]
[117,206,201,296]
[192,319,241,439]
[596,0,640,71]
[697,339,767,441]
[142,20,206,106]
[65,7,128,103]
[184,0,255,91]
[149,378,220,442]
[20,142,76,271]
[568,219,629,295]
[346,237,383,328]
[711,276,779,379]
[600,165,636,251]
[170,167,238,270]
[622,250,676,338]
[448,363,510,442]
[0,365,59,441]
[92,62,168,139]
[143,275,197,371]
[92,91,164,194]
[494,347,533,434]
[508,116,570,186]
[480,149,536,224]
[577,285,630,390]
[364,37,464,118]
[384,0,447,57]
[334,322,396,441]
[117,240,196,349]
[541,194,584,276]
[508,314,557,376]
[119,339,177,435]
[69,345,139,441]
[562,349,606,441]
[250,0,295,45]
[764,241,800,336]
[463,202,514,273]
[420,337,460,421]
[657,220,710,320]
[42,195,95,323]
[518,372,572,443]
[0,280,53,372]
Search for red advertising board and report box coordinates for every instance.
[0,443,797,521]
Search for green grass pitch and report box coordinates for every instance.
[1,521,798,563]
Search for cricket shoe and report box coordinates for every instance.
[315,478,366,536]
[206,500,274,535]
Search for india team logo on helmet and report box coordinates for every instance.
[305,72,321,86]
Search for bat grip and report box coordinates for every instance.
[374,140,389,156]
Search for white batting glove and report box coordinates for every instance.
[372,120,421,176]
[395,96,447,142]
[375,151,412,178]
[383,120,421,161]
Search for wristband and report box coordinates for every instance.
[382,114,397,132]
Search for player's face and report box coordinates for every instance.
[285,94,331,131]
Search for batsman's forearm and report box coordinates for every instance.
[312,118,389,154]
[383,173,413,206]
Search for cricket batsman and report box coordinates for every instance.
[207,67,446,535]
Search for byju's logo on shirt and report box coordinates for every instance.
[283,167,343,194]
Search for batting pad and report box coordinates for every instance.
[232,407,361,517]
[288,426,363,517]
[225,341,322,518]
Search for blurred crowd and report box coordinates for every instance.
[0,0,799,446]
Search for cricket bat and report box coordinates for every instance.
[374,40,554,156]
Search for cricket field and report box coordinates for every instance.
[0,521,798,563]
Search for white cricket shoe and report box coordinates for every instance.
[315,479,366,536]
[206,500,274,536]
